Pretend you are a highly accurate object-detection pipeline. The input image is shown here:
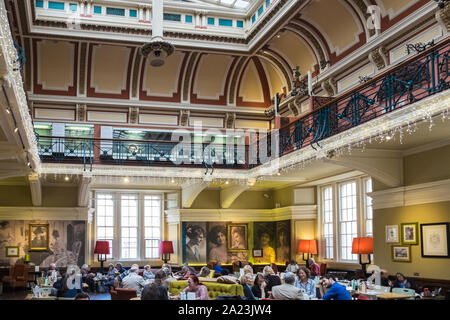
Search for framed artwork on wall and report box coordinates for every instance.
[252,249,263,258]
[227,224,248,251]
[385,225,399,243]
[401,222,419,245]
[5,246,20,257]
[392,245,411,262]
[420,223,449,258]
[29,223,50,251]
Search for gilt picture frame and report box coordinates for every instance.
[29,223,50,251]
[401,222,419,245]
[5,246,20,257]
[392,245,411,262]
[227,224,248,251]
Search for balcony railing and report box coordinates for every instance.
[276,38,449,158]
[36,38,449,170]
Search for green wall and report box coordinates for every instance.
[374,201,450,280]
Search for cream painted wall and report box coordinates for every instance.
[374,201,450,280]
[293,220,316,264]
[230,190,274,209]
[41,186,79,207]
[404,145,450,186]
[0,186,32,206]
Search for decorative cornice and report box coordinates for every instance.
[165,205,317,224]
[0,206,90,220]
[369,46,388,70]
[370,178,450,210]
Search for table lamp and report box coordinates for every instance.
[94,240,110,272]
[298,239,318,265]
[159,241,174,263]
[352,237,373,274]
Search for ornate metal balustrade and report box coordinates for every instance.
[36,135,252,171]
[277,39,449,157]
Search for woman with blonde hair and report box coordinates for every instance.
[263,266,281,291]
[243,264,253,275]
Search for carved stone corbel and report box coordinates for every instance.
[180,109,190,126]
[76,104,87,122]
[321,78,335,97]
[129,107,139,124]
[288,101,299,117]
[225,112,236,129]
[369,46,388,71]
[436,2,450,33]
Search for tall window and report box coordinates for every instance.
[364,178,373,237]
[320,177,374,264]
[339,182,358,261]
[144,195,161,259]
[95,192,162,260]
[322,186,334,259]
[120,195,138,259]
[96,193,114,259]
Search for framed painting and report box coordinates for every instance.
[420,223,449,258]
[385,225,399,243]
[401,222,419,245]
[392,245,411,262]
[5,246,20,257]
[227,224,248,251]
[29,223,50,251]
[252,249,263,258]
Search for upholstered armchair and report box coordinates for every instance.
[2,264,27,291]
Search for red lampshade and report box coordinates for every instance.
[352,237,373,254]
[159,241,174,255]
[94,240,110,255]
[297,239,318,254]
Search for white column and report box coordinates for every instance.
[52,123,65,153]
[145,7,151,22]
[139,6,144,21]
[152,0,163,38]
[100,126,113,156]
[79,1,85,16]
[86,2,91,16]
[195,11,201,27]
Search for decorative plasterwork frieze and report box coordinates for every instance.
[321,78,336,97]
[76,103,87,122]
[165,205,317,224]
[180,109,190,126]
[129,107,139,124]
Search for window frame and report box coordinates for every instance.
[94,190,164,262]
[318,176,373,265]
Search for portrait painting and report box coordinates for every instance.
[183,222,207,264]
[29,223,49,251]
[227,224,248,251]
[385,225,399,243]
[392,245,411,262]
[253,222,276,264]
[207,222,229,264]
[401,222,418,245]
[420,223,449,258]
[275,220,291,264]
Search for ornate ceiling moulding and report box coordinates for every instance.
[228,56,249,105]
[182,52,199,102]
[27,0,293,52]
[257,51,292,92]
[349,0,375,37]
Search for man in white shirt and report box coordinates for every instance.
[271,272,305,300]
[121,264,146,297]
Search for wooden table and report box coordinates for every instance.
[376,292,412,300]
[25,294,57,300]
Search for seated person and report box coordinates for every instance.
[262,266,281,292]
[161,263,172,274]
[252,273,268,299]
[213,261,229,275]
[115,262,126,274]
[74,292,90,300]
[175,266,191,280]
[141,270,169,300]
[270,263,279,274]
[240,273,258,300]
[197,266,211,278]
[46,263,60,277]
[121,264,146,297]
[80,264,96,292]
[57,268,82,298]
[294,267,316,298]
[380,269,393,288]
[162,267,177,283]
[243,264,253,275]
[105,263,117,289]
[286,260,299,274]
[352,269,367,281]
[143,265,155,281]
[183,262,197,275]
[175,275,209,300]
[271,272,305,300]
[319,274,352,300]
[393,273,416,291]
[308,258,321,277]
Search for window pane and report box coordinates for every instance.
[144,195,162,258]
[322,186,333,259]
[96,193,114,259]
[339,182,357,261]
[120,195,138,259]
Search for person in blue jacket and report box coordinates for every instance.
[320,274,352,300]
